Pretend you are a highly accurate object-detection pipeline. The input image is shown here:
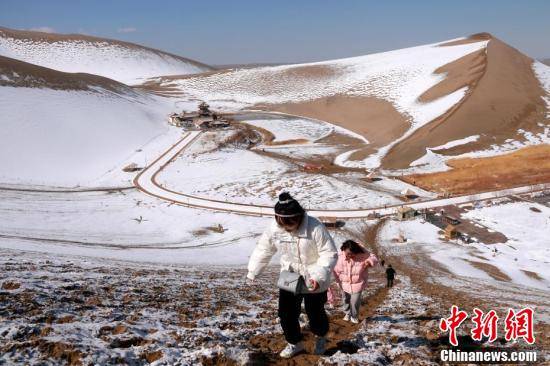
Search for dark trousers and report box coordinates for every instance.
[387,278,394,287]
[278,289,329,344]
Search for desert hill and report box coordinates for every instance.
[0,55,169,187]
[0,26,212,85]
[0,54,130,93]
[145,33,549,172]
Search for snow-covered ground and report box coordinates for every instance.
[244,116,333,144]
[0,250,281,365]
[0,187,270,264]
[461,201,550,287]
[140,125,549,217]
[324,276,440,365]
[155,129,406,210]
[378,201,550,291]
[534,61,550,117]
[0,86,177,187]
[0,31,211,84]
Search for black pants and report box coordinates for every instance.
[278,289,329,344]
[387,278,394,287]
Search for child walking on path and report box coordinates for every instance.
[332,240,378,324]
[386,264,396,287]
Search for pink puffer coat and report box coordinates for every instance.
[332,250,378,294]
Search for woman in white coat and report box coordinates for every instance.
[247,192,338,358]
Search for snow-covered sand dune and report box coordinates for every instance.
[149,33,549,172]
[0,55,176,187]
[147,35,485,171]
[0,27,212,84]
[151,37,487,123]
[0,87,171,187]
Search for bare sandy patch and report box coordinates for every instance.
[418,49,486,103]
[276,64,341,80]
[465,260,512,282]
[401,144,550,195]
[522,270,544,281]
[261,95,410,149]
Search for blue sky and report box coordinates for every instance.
[1,0,549,64]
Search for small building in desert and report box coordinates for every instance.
[169,102,230,130]
[444,224,460,241]
[319,216,345,229]
[443,215,461,226]
[396,206,416,221]
[367,211,381,219]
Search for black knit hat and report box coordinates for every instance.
[274,192,305,217]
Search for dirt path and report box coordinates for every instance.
[245,220,447,365]
[246,220,391,365]
[247,273,389,365]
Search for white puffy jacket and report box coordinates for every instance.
[247,214,338,293]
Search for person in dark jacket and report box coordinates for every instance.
[385,265,396,287]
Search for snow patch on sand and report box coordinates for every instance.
[461,201,550,289]
[430,135,480,151]
[243,116,333,144]
[533,61,550,117]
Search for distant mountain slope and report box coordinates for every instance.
[0,55,129,93]
[146,33,549,171]
[0,55,169,187]
[0,26,212,85]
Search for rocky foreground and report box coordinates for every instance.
[0,248,546,365]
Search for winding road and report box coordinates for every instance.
[133,128,550,218]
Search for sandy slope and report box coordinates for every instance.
[146,33,549,174]
[0,55,129,92]
[383,36,548,169]
[0,27,212,84]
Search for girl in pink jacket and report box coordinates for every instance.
[332,240,378,324]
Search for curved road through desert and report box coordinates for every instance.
[134,124,550,218]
